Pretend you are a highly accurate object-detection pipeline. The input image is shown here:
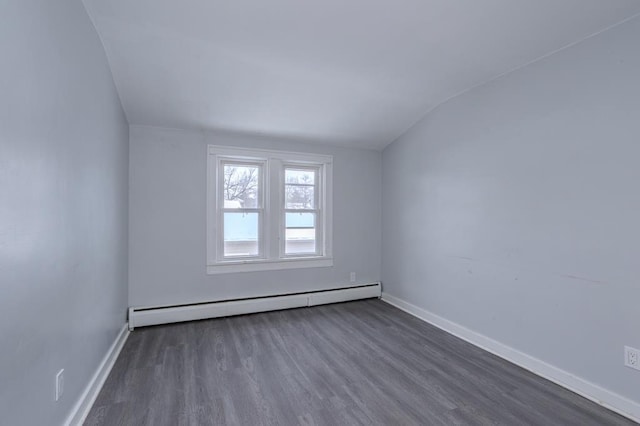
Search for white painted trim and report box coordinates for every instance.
[208,145,333,164]
[321,161,333,258]
[64,323,130,426]
[207,257,333,274]
[381,293,640,423]
[130,283,381,329]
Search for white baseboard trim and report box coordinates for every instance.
[64,323,130,426]
[381,292,640,423]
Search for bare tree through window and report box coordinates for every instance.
[285,169,315,209]
[224,164,259,208]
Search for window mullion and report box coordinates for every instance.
[315,167,322,255]
[268,158,282,260]
[222,208,262,213]
[217,157,225,261]
[283,209,318,214]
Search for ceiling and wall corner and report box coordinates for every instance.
[81,0,640,150]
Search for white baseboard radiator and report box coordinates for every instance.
[128,283,381,330]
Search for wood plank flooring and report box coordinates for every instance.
[85,299,637,425]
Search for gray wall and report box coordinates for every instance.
[129,126,381,308]
[0,1,129,425]
[382,17,640,403]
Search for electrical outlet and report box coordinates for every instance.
[55,369,64,401]
[350,272,356,283]
[624,346,639,371]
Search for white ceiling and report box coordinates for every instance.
[82,0,640,150]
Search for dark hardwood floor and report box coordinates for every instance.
[85,299,636,425]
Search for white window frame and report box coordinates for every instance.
[218,159,266,261]
[207,145,333,274]
[281,164,322,258]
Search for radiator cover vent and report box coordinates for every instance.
[128,283,381,330]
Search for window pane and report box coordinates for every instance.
[285,212,316,255]
[285,169,315,184]
[224,212,259,257]
[224,164,260,208]
[285,184,315,209]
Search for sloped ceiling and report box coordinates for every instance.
[82,0,640,149]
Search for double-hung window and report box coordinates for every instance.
[220,160,264,259]
[207,145,333,274]
[283,166,321,256]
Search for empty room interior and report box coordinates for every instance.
[2,0,640,425]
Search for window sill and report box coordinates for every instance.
[207,257,333,275]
